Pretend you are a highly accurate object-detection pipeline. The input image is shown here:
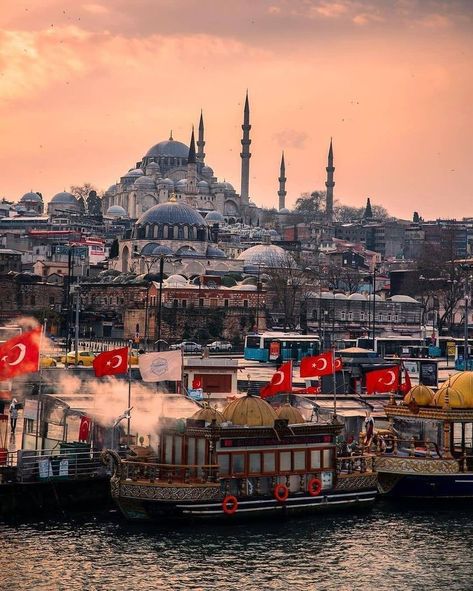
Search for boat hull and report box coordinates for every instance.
[113,483,378,522]
[378,472,473,499]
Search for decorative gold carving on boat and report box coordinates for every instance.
[118,482,221,502]
[374,456,459,475]
[335,473,378,491]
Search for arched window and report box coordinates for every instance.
[178,226,184,240]
[158,225,163,239]
[188,227,194,240]
[168,225,174,239]
[183,226,189,239]
[153,225,159,239]
[163,224,168,239]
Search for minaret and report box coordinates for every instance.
[325,138,335,221]
[186,127,198,198]
[363,197,373,219]
[278,151,287,210]
[197,110,205,164]
[240,91,251,203]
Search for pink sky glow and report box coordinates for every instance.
[0,0,472,219]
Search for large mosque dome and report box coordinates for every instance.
[50,191,78,206]
[145,138,189,159]
[133,200,208,242]
[20,192,42,203]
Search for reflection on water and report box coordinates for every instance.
[1,503,473,591]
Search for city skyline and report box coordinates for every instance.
[0,0,472,219]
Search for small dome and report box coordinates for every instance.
[237,244,295,268]
[438,372,473,407]
[106,205,127,218]
[206,245,226,258]
[152,245,174,256]
[389,295,419,304]
[140,242,159,256]
[176,246,199,257]
[403,385,434,407]
[135,201,206,228]
[157,178,175,188]
[124,168,144,178]
[279,207,290,214]
[205,211,225,224]
[201,166,214,177]
[20,192,42,203]
[368,294,383,301]
[433,387,465,409]
[349,293,365,301]
[249,201,257,208]
[134,176,156,190]
[276,404,305,424]
[222,181,234,191]
[50,191,78,205]
[223,395,278,427]
[146,161,160,172]
[146,139,189,159]
[197,180,210,192]
[105,185,116,195]
[166,274,187,284]
[191,407,225,424]
[176,178,187,189]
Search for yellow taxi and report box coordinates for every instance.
[60,351,96,366]
[129,350,141,366]
[40,356,57,368]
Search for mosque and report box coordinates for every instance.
[102,94,261,225]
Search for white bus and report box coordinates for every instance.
[356,336,425,358]
[244,332,321,363]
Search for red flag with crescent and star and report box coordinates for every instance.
[365,366,400,394]
[300,352,343,378]
[93,347,129,377]
[0,326,41,379]
[260,361,292,399]
[78,415,91,442]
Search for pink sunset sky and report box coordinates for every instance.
[0,0,471,220]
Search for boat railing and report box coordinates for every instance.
[121,459,220,484]
[374,437,442,458]
[14,450,109,483]
[337,454,375,474]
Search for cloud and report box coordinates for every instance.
[82,3,110,14]
[419,13,452,30]
[273,129,308,149]
[312,2,349,18]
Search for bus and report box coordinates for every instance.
[244,332,321,363]
[356,336,426,359]
[431,336,473,358]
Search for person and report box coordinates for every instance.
[9,399,18,435]
[363,410,375,449]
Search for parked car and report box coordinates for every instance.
[207,341,232,352]
[60,351,96,366]
[169,341,202,353]
[40,356,57,368]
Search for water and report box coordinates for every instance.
[1,503,472,591]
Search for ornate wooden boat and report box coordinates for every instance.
[375,373,473,498]
[103,394,377,522]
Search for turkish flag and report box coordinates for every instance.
[0,327,41,379]
[365,366,400,394]
[399,367,412,394]
[93,347,129,377]
[334,357,344,372]
[78,415,91,442]
[192,376,202,389]
[300,352,334,377]
[260,361,292,399]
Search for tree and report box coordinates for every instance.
[294,190,326,220]
[70,183,97,201]
[333,202,390,222]
[109,239,119,259]
[86,190,103,217]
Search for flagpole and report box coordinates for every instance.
[332,346,337,419]
[127,339,132,442]
[35,320,46,451]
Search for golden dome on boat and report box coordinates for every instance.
[191,406,225,424]
[433,386,466,409]
[223,394,277,427]
[276,403,305,424]
[403,385,434,407]
[438,372,473,408]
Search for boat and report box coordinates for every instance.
[103,393,378,522]
[375,372,473,498]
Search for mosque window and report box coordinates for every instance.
[153,226,159,239]
[178,227,184,240]
[158,226,163,239]
[183,226,189,239]
[168,226,174,239]
[163,225,168,239]
[188,227,194,240]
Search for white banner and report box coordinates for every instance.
[139,351,182,382]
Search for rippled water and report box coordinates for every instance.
[1,503,473,591]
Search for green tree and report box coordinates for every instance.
[294,190,326,219]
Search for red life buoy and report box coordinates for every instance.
[307,477,322,497]
[274,483,289,502]
[222,495,238,515]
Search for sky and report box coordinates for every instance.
[0,0,472,220]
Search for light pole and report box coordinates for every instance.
[156,256,165,352]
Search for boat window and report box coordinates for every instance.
[323,449,333,469]
[310,450,321,469]
[263,452,275,473]
[218,454,230,476]
[232,453,245,474]
[197,438,206,467]
[174,436,183,464]
[279,451,291,472]
[165,435,173,464]
[187,437,195,465]
[249,453,261,474]
[293,451,306,471]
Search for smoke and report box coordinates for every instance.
[48,371,200,441]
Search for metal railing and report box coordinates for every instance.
[336,454,375,474]
[121,459,219,484]
[13,450,110,483]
